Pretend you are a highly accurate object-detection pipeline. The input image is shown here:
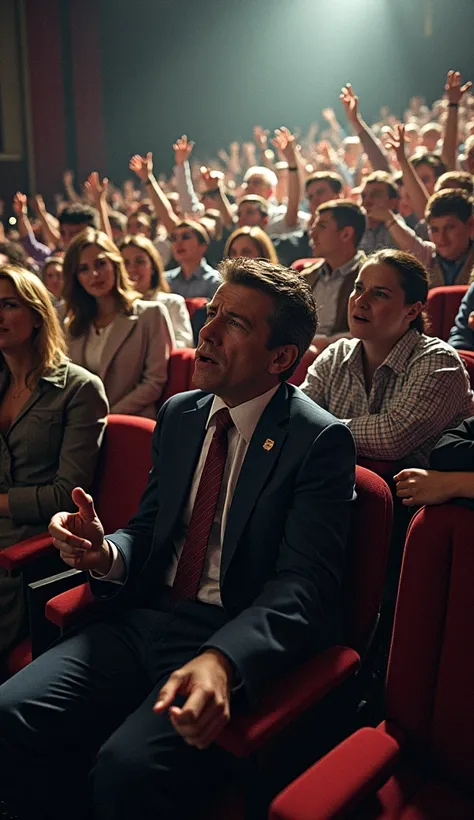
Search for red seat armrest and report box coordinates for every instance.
[217,645,360,757]
[0,533,54,571]
[357,458,399,477]
[269,726,403,820]
[45,582,96,629]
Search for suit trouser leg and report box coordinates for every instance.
[0,602,230,820]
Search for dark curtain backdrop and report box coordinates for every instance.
[98,0,474,182]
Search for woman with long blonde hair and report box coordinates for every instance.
[0,263,108,653]
[224,226,279,263]
[64,228,174,417]
[120,234,193,348]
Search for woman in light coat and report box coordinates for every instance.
[64,229,174,418]
[119,234,194,348]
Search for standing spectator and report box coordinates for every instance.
[166,221,221,299]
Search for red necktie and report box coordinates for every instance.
[171,407,234,602]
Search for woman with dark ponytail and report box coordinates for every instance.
[301,249,474,467]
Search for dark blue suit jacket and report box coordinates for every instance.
[91,383,356,704]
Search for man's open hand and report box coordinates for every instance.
[153,650,233,750]
[49,487,111,574]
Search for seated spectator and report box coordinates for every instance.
[0,240,32,271]
[274,172,345,266]
[64,228,173,418]
[108,212,127,244]
[301,200,367,352]
[243,158,307,234]
[434,170,474,195]
[126,212,153,239]
[448,280,474,350]
[418,121,443,153]
[0,264,108,653]
[41,256,65,321]
[359,172,400,255]
[15,199,99,266]
[166,220,221,298]
[119,235,193,348]
[410,152,446,197]
[394,416,474,507]
[224,226,279,262]
[237,195,269,229]
[373,188,474,287]
[301,250,474,466]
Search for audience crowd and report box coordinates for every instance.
[0,68,473,819]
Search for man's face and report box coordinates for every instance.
[60,222,89,249]
[414,162,437,196]
[245,176,273,200]
[193,282,295,406]
[428,214,473,261]
[306,181,340,216]
[237,202,267,228]
[170,228,206,267]
[310,210,345,258]
[362,183,398,226]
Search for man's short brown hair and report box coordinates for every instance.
[237,195,269,217]
[219,257,317,380]
[425,188,473,223]
[305,171,344,195]
[317,200,367,247]
[363,171,399,201]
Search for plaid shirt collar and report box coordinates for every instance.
[344,328,421,376]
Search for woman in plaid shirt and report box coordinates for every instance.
[301,249,474,467]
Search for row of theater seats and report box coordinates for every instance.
[1,413,472,817]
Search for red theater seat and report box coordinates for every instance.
[270,503,474,819]
[288,347,318,386]
[291,258,319,272]
[458,349,474,390]
[184,297,208,317]
[425,285,468,341]
[3,414,156,677]
[159,347,195,406]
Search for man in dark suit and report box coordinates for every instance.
[0,258,356,820]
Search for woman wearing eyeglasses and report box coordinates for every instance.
[63,228,174,419]
[166,220,221,299]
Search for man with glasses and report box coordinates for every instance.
[166,220,221,299]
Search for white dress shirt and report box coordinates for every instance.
[95,385,280,606]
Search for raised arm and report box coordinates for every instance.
[63,170,81,204]
[84,172,112,240]
[340,84,392,173]
[385,124,430,219]
[441,70,472,171]
[271,127,301,229]
[13,192,52,265]
[30,195,61,248]
[199,166,235,229]
[129,152,179,235]
[365,205,435,269]
[172,135,203,216]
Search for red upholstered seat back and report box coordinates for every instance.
[185,297,208,318]
[458,349,474,390]
[93,415,155,535]
[291,258,317,272]
[425,285,468,341]
[159,348,196,406]
[288,347,318,387]
[386,504,474,792]
[345,466,393,653]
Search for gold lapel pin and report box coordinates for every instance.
[263,438,275,451]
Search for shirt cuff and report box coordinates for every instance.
[89,540,126,584]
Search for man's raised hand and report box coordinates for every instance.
[173,135,195,166]
[271,126,297,164]
[49,487,111,574]
[84,172,109,206]
[385,123,408,165]
[340,83,360,128]
[129,152,153,183]
[445,70,472,106]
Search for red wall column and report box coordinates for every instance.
[24,0,67,197]
[69,0,106,181]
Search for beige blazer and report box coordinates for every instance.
[145,291,194,349]
[68,300,174,419]
[0,359,108,652]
